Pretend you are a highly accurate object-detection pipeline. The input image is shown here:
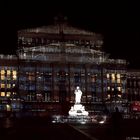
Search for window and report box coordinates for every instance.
[12,84,16,87]
[117,73,121,83]
[91,75,96,83]
[7,70,11,75]
[1,75,5,80]
[111,73,115,83]
[117,87,121,91]
[1,84,5,88]
[7,84,11,88]
[1,92,5,96]
[1,69,5,80]
[116,74,120,78]
[74,73,80,83]
[107,73,110,79]
[107,86,110,90]
[6,92,11,97]
[12,70,17,80]
[117,79,121,83]
[1,70,5,75]
[28,72,35,81]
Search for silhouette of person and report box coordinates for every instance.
[111,107,122,139]
[74,86,82,104]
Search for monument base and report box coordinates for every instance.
[68,103,89,116]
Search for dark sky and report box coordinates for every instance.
[0,1,140,69]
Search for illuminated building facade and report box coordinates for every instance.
[0,20,127,113]
[127,70,140,101]
[0,55,18,112]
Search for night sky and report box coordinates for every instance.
[0,1,140,69]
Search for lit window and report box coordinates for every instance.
[117,79,121,83]
[13,70,17,80]
[1,84,5,88]
[118,94,122,98]
[116,74,120,79]
[107,74,110,79]
[1,75,5,80]
[107,86,110,90]
[107,94,110,98]
[117,87,121,91]
[12,84,15,87]
[1,70,5,75]
[111,73,115,79]
[13,70,17,75]
[1,92,5,96]
[13,75,17,80]
[6,92,11,97]
[7,84,11,88]
[6,104,11,111]
[7,70,11,75]
[111,73,115,83]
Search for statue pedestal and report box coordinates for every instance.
[68,103,89,116]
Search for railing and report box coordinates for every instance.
[105,59,127,64]
[0,54,17,60]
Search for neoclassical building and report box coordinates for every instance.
[127,70,140,101]
[0,19,127,113]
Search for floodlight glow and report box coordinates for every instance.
[80,121,86,124]
[52,120,56,123]
[99,121,104,124]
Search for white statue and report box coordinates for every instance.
[69,86,89,116]
[74,86,82,104]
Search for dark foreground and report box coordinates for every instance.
[1,117,140,140]
[72,119,140,140]
[0,117,91,140]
